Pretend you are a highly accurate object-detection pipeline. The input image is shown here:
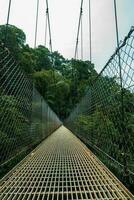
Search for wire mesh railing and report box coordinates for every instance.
[0,42,62,175]
[65,27,134,190]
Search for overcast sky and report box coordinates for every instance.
[0,0,133,71]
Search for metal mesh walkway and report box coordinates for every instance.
[0,126,133,200]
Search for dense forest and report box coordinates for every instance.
[0,24,97,120]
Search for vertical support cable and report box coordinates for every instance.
[74,0,84,59]
[114,0,120,48]
[88,0,92,62]
[46,0,52,53]
[45,0,58,114]
[34,0,40,48]
[81,12,83,60]
[76,44,78,59]
[75,38,79,59]
[5,0,12,45]
[113,0,128,182]
[45,0,53,68]
[73,0,84,107]
[44,9,48,46]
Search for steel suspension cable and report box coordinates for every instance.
[34,0,40,48]
[44,9,48,46]
[46,0,53,53]
[5,0,12,45]
[6,0,12,26]
[74,0,84,59]
[114,0,120,49]
[81,14,83,60]
[44,0,59,115]
[88,0,92,62]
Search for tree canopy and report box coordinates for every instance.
[0,24,98,119]
[0,24,26,59]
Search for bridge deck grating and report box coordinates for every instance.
[0,126,133,200]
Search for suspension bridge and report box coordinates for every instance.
[0,0,134,199]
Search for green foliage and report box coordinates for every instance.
[0,24,26,59]
[33,69,71,117]
[0,24,98,119]
[33,45,52,71]
[71,59,96,81]
[0,96,27,138]
[19,44,35,74]
[0,95,32,164]
[52,51,66,70]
